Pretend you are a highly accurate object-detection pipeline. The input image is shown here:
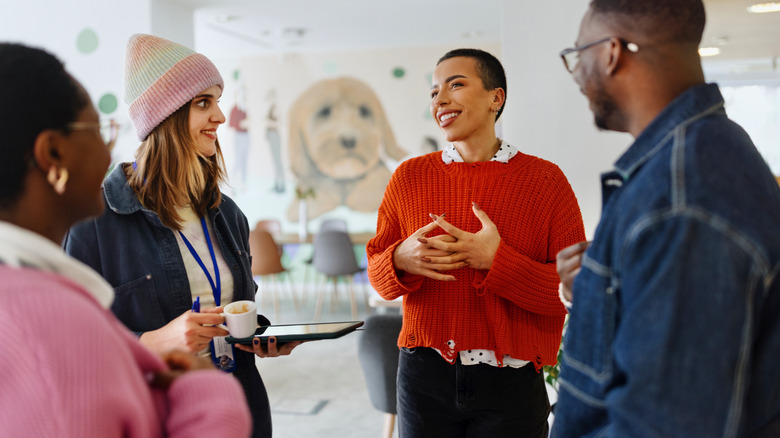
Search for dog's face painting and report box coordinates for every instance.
[310,82,382,179]
[287,76,408,219]
[292,77,389,179]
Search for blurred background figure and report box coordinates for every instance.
[229,79,251,191]
[264,88,286,194]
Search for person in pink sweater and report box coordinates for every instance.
[367,48,586,437]
[0,43,251,437]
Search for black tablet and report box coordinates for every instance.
[225,321,364,345]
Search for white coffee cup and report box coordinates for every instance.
[223,300,258,338]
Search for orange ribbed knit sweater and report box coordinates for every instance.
[367,151,585,370]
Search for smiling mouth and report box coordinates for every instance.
[439,112,460,123]
[202,130,217,139]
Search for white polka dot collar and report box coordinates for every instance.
[441,139,519,164]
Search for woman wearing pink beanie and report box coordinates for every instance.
[65,34,299,437]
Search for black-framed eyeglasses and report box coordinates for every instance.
[67,119,120,150]
[559,37,639,73]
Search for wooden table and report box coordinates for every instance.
[274,232,375,245]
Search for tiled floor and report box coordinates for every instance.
[254,278,398,438]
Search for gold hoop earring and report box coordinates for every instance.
[47,166,69,195]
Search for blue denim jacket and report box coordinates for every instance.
[552,84,780,438]
[64,164,272,437]
[64,164,257,329]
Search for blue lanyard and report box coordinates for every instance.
[179,217,221,306]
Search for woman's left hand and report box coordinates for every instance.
[423,202,501,271]
[235,336,302,358]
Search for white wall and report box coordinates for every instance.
[0,0,149,99]
[499,1,631,239]
[152,0,195,49]
[0,0,151,164]
[0,0,202,165]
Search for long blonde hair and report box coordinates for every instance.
[127,102,227,231]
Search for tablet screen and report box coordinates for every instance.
[226,321,363,344]
[258,321,361,337]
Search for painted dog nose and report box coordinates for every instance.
[341,137,356,149]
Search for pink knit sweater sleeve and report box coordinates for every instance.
[165,370,251,438]
[0,268,250,438]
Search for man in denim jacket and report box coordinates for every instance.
[552,0,780,437]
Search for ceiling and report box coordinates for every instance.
[174,0,780,77]
[186,0,502,57]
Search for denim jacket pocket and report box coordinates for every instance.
[111,273,165,330]
[563,256,618,384]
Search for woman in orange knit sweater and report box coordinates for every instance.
[366,48,585,437]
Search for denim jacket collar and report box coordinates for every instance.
[104,163,144,216]
[613,83,725,181]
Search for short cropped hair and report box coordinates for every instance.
[437,48,507,121]
[590,0,706,45]
[0,43,88,208]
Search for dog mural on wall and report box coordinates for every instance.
[286,76,408,221]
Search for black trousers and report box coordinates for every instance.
[397,347,550,438]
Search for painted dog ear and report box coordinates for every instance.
[287,93,309,180]
[370,86,407,161]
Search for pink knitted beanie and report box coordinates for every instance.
[124,34,224,141]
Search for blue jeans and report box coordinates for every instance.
[397,347,550,438]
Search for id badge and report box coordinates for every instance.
[210,337,237,372]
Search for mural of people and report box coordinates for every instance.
[228,96,250,190]
[264,89,285,193]
[227,73,251,191]
[286,76,408,221]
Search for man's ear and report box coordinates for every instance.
[605,37,625,76]
[31,130,64,172]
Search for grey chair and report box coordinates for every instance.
[357,313,403,438]
[319,218,347,232]
[312,230,368,320]
[303,218,349,287]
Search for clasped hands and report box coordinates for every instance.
[393,202,501,281]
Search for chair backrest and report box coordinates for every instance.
[255,219,282,234]
[248,229,285,276]
[319,218,347,233]
[357,314,403,414]
[312,230,362,276]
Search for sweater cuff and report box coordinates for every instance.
[370,239,424,299]
[558,282,572,311]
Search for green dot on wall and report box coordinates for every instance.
[233,69,241,81]
[98,93,118,115]
[392,67,405,79]
[77,29,99,54]
[323,61,339,75]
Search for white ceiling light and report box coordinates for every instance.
[215,14,238,23]
[699,47,722,57]
[747,2,780,13]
